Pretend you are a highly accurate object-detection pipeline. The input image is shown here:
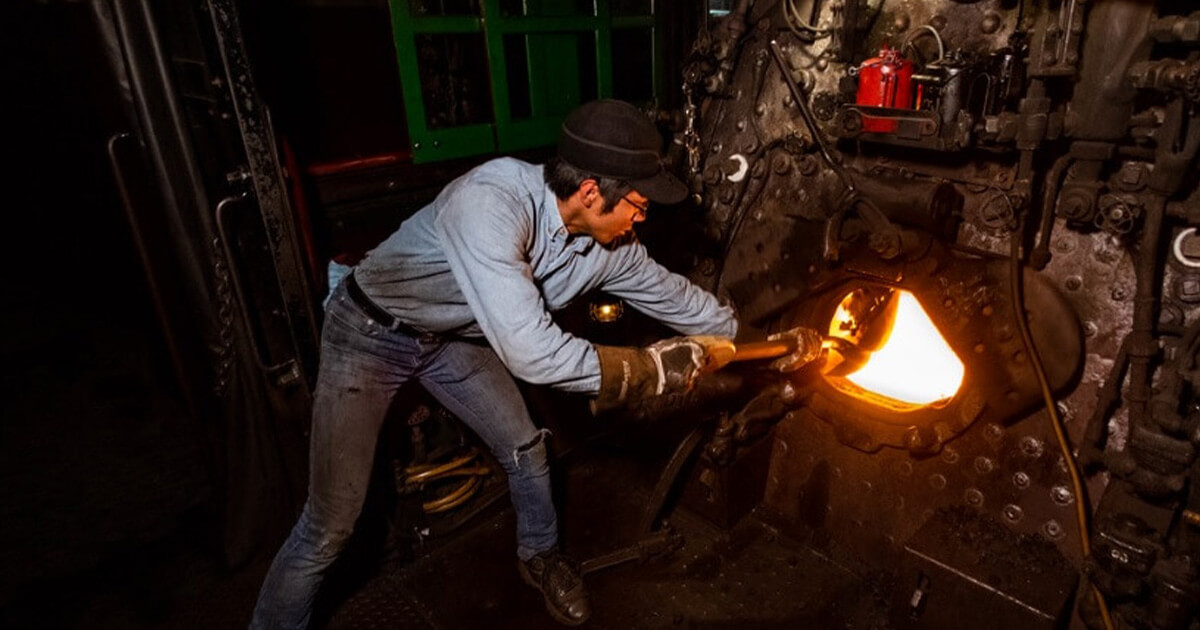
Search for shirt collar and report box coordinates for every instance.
[541,182,595,254]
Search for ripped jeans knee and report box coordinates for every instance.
[504,428,558,559]
[509,428,552,476]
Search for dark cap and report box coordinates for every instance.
[557,99,687,205]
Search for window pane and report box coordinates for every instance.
[499,0,596,16]
[612,28,652,102]
[502,31,597,120]
[409,0,481,16]
[415,33,494,128]
[613,0,652,16]
[503,34,532,119]
[708,0,734,16]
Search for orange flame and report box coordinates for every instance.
[826,289,964,410]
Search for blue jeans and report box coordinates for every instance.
[250,282,558,629]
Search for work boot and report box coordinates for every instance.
[518,549,591,626]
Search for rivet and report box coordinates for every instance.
[981,12,1002,34]
[1053,235,1076,253]
[974,456,996,475]
[965,488,984,507]
[1051,485,1075,505]
[1003,504,1024,523]
[1043,519,1065,539]
[798,154,819,176]
[773,154,792,175]
[929,474,947,490]
[1020,436,1045,457]
[941,447,960,464]
[1013,471,1030,489]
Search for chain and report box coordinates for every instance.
[683,81,702,180]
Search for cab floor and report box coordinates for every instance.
[326,440,890,630]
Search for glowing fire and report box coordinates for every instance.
[826,289,964,409]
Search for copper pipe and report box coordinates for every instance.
[403,448,479,484]
[424,476,482,514]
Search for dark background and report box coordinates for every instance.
[0,0,708,626]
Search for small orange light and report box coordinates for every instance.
[589,300,623,323]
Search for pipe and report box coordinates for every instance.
[1125,194,1167,457]
[767,39,850,190]
[1067,0,1156,141]
[1029,153,1075,270]
[1079,334,1130,470]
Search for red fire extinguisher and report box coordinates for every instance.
[855,46,915,132]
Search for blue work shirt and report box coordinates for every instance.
[354,158,737,394]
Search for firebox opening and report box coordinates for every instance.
[823,287,965,411]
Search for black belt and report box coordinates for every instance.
[344,272,423,337]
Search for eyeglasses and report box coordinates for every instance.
[622,195,649,219]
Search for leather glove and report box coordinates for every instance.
[767,326,825,373]
[592,336,734,412]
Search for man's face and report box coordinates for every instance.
[587,191,649,245]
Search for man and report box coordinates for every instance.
[250,99,810,628]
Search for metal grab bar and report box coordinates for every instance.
[106,131,197,415]
[215,192,297,378]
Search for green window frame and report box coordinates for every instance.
[389,0,661,163]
